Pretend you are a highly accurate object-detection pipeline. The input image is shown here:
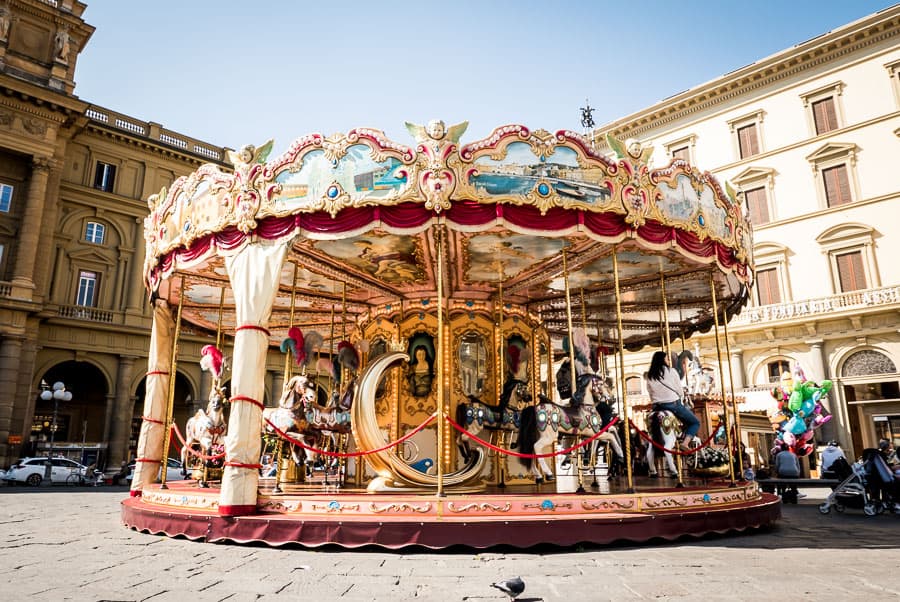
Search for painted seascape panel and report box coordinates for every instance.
[465,233,564,282]
[471,142,611,204]
[274,144,409,210]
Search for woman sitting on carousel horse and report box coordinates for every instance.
[645,350,700,452]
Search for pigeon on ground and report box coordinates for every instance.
[491,576,525,601]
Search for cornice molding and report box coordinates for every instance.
[82,123,220,168]
[600,15,900,140]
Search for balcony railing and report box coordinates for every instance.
[57,304,114,323]
[731,285,900,326]
[85,104,227,163]
[0,281,12,298]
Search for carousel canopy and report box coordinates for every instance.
[143,121,753,351]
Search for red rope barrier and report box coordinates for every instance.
[445,414,619,459]
[628,418,717,456]
[170,422,227,462]
[264,413,437,458]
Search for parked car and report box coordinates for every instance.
[125,457,184,483]
[3,457,86,486]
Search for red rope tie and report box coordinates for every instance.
[235,324,270,337]
[141,415,165,425]
[231,395,264,410]
[146,370,169,376]
[445,414,619,459]
[264,413,437,457]
[628,418,717,456]
[224,461,262,469]
[136,457,161,464]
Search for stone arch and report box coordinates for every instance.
[58,206,128,247]
[838,348,896,378]
[746,353,796,387]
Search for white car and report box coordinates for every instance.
[126,457,184,483]
[3,457,86,486]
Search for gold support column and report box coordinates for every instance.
[160,276,185,489]
[710,272,736,486]
[613,249,633,491]
[435,225,446,496]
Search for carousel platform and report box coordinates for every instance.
[121,477,781,550]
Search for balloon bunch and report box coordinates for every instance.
[768,366,833,456]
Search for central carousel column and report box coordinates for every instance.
[131,299,174,495]
[219,240,288,517]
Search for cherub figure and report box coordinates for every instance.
[606,133,653,164]
[404,119,468,145]
[226,139,274,167]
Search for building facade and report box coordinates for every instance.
[0,2,897,472]
[594,7,900,462]
[0,1,284,471]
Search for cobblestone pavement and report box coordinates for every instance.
[1,485,898,601]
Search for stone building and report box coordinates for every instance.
[593,6,900,461]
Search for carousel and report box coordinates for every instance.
[122,119,780,549]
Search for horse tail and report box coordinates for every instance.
[518,405,538,471]
[650,410,663,447]
[456,400,469,429]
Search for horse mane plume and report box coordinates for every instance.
[337,340,359,373]
[288,326,305,365]
[303,331,323,368]
[316,357,335,379]
[571,327,590,366]
[200,345,224,380]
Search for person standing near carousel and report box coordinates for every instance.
[645,350,700,451]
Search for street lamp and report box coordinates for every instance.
[39,380,72,486]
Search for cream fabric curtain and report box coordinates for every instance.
[219,240,288,514]
[131,299,174,493]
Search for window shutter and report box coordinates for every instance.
[812,97,838,134]
[672,146,690,162]
[836,251,866,292]
[737,125,759,158]
[823,164,851,207]
[756,267,781,305]
[744,187,769,225]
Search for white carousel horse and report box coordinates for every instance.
[518,373,621,483]
[685,352,715,396]
[182,391,227,477]
[455,378,529,462]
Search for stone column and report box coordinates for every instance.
[807,339,839,442]
[729,349,745,390]
[125,217,146,318]
[108,355,136,468]
[11,157,53,298]
[0,335,24,463]
[31,159,64,302]
[269,371,284,407]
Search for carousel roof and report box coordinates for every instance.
[144,121,754,351]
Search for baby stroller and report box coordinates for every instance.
[818,451,898,516]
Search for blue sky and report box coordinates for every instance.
[75,1,895,154]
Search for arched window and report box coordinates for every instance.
[841,350,896,378]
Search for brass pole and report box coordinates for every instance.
[160,275,185,490]
[284,262,299,381]
[613,249,634,491]
[710,271,736,485]
[340,282,347,394]
[435,225,446,496]
[660,272,671,355]
[562,248,576,397]
[722,302,744,478]
[497,265,505,404]
[530,328,538,406]
[328,304,335,401]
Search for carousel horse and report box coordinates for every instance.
[518,373,619,483]
[685,351,715,396]
[182,390,227,480]
[456,378,530,462]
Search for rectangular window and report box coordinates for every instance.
[625,377,642,396]
[76,271,98,307]
[812,97,838,135]
[756,267,782,306]
[0,183,12,212]
[767,360,789,384]
[93,162,116,192]
[823,164,852,207]
[737,124,759,159]
[671,146,690,162]
[85,222,105,244]
[836,251,866,292]
[744,187,769,225]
